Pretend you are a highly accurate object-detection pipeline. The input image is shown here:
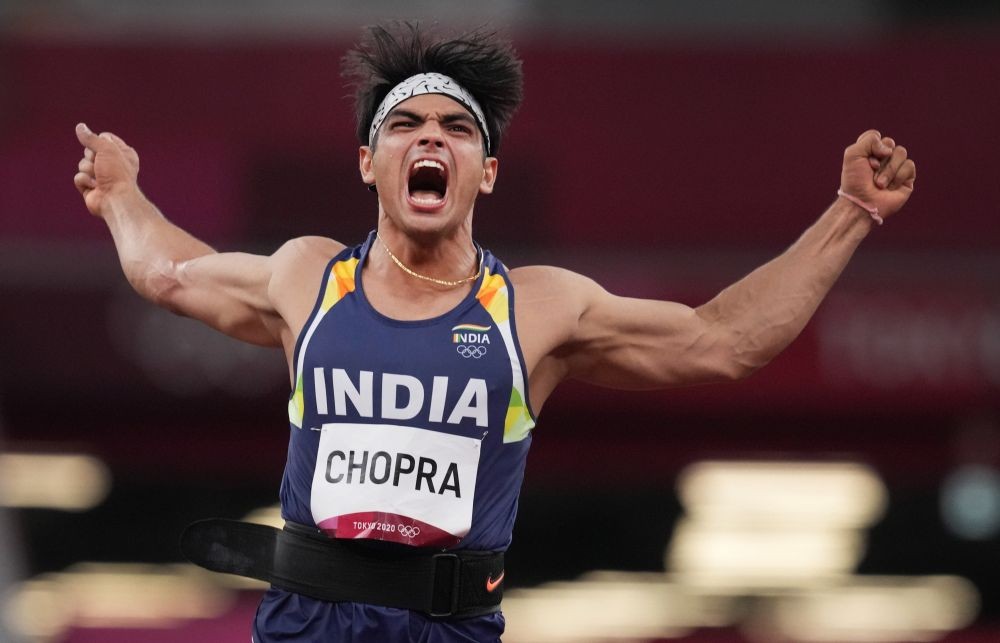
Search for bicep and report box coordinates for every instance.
[155,251,282,346]
[564,284,741,389]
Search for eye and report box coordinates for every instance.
[391,120,416,129]
[448,124,472,134]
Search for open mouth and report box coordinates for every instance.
[408,159,448,207]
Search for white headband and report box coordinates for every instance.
[368,72,491,154]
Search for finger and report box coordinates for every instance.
[84,147,95,162]
[857,129,881,144]
[876,145,908,188]
[74,171,96,194]
[889,158,916,190]
[873,136,896,171]
[76,122,99,148]
[76,123,120,156]
[78,157,94,175]
[854,129,893,160]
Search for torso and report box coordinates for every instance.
[277,232,536,551]
[255,233,572,641]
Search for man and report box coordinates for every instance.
[73,22,914,643]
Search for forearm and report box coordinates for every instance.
[101,187,216,303]
[695,198,872,376]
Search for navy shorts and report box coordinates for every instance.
[253,587,505,642]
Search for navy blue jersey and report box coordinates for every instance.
[255,232,535,641]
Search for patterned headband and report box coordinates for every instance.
[368,72,491,154]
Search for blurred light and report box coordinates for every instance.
[502,571,979,643]
[242,503,283,528]
[1,577,72,641]
[669,461,885,590]
[755,576,980,642]
[498,460,980,642]
[669,521,862,588]
[66,563,231,627]
[677,461,887,528]
[0,453,111,511]
[2,563,234,640]
[940,464,1000,540]
[502,572,701,642]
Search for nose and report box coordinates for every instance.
[418,120,445,148]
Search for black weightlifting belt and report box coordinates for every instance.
[180,518,504,619]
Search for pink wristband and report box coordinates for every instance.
[837,189,883,225]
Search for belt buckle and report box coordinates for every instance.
[429,552,461,618]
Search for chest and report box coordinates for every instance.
[298,296,513,437]
[361,279,474,321]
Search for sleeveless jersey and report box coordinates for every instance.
[254,232,536,642]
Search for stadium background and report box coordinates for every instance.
[0,1,998,641]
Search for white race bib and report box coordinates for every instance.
[310,423,481,547]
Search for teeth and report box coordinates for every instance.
[412,195,445,205]
[411,159,445,175]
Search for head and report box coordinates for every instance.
[343,22,523,234]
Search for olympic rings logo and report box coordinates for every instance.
[398,524,421,538]
[456,344,487,359]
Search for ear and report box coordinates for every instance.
[479,157,499,195]
[359,146,375,187]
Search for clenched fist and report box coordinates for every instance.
[840,129,916,222]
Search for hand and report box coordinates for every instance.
[73,123,141,217]
[840,129,916,222]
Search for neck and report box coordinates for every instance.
[373,225,480,289]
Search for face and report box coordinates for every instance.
[359,93,498,237]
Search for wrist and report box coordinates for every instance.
[100,184,146,221]
[836,188,882,225]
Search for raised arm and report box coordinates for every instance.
[551,130,915,390]
[73,123,284,346]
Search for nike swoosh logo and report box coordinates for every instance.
[486,570,504,593]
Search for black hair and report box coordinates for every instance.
[342,22,523,156]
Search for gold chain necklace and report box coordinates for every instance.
[376,233,482,287]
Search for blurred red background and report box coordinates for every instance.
[1,15,998,642]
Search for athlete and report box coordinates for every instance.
[73,22,915,643]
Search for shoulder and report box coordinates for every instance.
[271,236,347,265]
[508,264,593,287]
[504,266,611,397]
[507,265,607,339]
[268,236,347,291]
[266,237,351,340]
[508,264,605,305]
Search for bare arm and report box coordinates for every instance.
[552,130,916,389]
[73,123,283,346]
